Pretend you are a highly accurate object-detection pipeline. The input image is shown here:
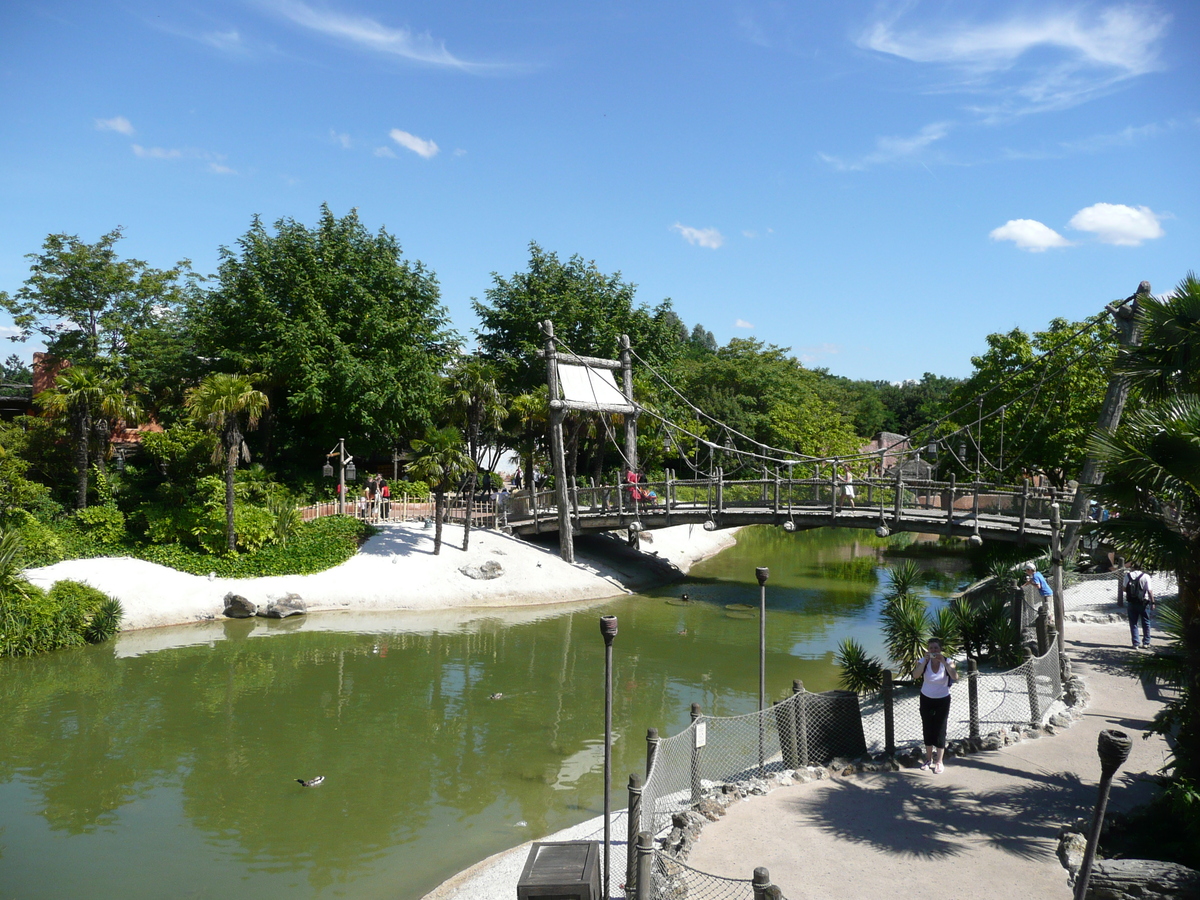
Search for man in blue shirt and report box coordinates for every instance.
[1024,563,1052,600]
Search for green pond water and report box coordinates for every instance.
[0,527,969,900]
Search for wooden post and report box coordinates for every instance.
[1024,647,1041,725]
[945,472,957,534]
[796,679,810,767]
[626,774,642,894]
[543,320,574,563]
[1019,479,1029,543]
[570,476,581,530]
[645,727,660,779]
[635,832,653,900]
[617,470,624,519]
[968,658,980,743]
[773,470,780,514]
[893,468,904,526]
[882,669,895,757]
[665,468,673,525]
[1035,603,1049,656]
[830,459,839,522]
[780,680,802,768]
[1051,503,1065,653]
[620,334,638,475]
[716,467,725,515]
[690,702,703,804]
[753,866,782,900]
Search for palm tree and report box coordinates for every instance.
[185,374,269,554]
[445,358,506,551]
[36,365,138,509]
[408,426,473,555]
[507,387,549,499]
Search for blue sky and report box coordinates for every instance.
[1,1,1196,381]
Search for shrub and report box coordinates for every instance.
[836,638,884,693]
[881,592,930,675]
[143,502,200,545]
[3,509,66,568]
[75,505,126,545]
[267,495,301,544]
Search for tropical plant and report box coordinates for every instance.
[36,364,139,509]
[881,591,931,677]
[445,357,506,551]
[185,373,269,553]
[408,427,473,555]
[835,637,884,693]
[267,494,301,544]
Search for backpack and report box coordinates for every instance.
[1125,570,1147,604]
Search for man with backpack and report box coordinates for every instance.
[1123,563,1155,649]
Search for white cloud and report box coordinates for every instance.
[203,29,244,52]
[860,5,1170,116]
[671,223,724,249]
[389,129,439,158]
[989,219,1072,252]
[820,122,950,171]
[270,0,500,72]
[330,129,352,149]
[735,319,754,329]
[96,116,134,135]
[208,162,237,175]
[454,148,467,157]
[374,146,397,158]
[798,343,841,365]
[1068,203,1164,246]
[132,144,183,159]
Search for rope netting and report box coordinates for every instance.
[652,853,757,900]
[1063,569,1177,618]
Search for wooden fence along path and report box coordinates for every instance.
[504,471,1068,546]
[297,495,498,529]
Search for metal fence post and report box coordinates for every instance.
[968,658,980,743]
[627,774,642,895]
[690,702,703,804]
[882,669,895,757]
[635,832,654,900]
[1024,647,1041,725]
[645,727,659,779]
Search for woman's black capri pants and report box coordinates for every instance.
[919,693,951,748]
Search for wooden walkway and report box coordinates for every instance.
[504,475,1066,545]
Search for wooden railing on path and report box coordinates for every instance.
[298,494,500,529]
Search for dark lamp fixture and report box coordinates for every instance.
[755,567,769,586]
[926,440,938,457]
[323,462,334,478]
[600,615,618,641]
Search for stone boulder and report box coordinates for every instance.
[459,560,504,580]
[262,594,307,618]
[1086,859,1200,900]
[223,593,257,618]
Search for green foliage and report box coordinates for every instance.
[139,424,218,484]
[193,205,458,464]
[1,578,122,658]
[881,591,931,675]
[6,509,66,568]
[835,638,884,693]
[267,494,300,543]
[74,504,126,544]
[929,604,960,658]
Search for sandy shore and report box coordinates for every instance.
[25,522,739,633]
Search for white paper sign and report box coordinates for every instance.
[694,721,707,749]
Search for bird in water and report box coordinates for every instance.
[296,776,325,787]
[488,692,504,700]
[677,628,687,636]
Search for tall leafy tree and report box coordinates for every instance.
[940,318,1115,486]
[36,365,139,509]
[408,427,472,556]
[1,228,193,368]
[445,357,507,552]
[184,374,269,553]
[193,206,457,466]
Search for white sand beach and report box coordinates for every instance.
[25,522,739,633]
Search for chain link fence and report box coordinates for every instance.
[651,853,757,900]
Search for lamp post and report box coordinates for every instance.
[1074,729,1132,900]
[600,615,618,900]
[756,568,769,711]
[324,438,356,515]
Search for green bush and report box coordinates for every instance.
[46,581,122,644]
[4,509,66,568]
[836,638,884,693]
[142,502,200,545]
[75,504,127,545]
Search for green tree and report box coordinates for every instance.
[942,318,1115,486]
[1,228,192,368]
[504,388,549,497]
[193,206,457,467]
[36,365,138,509]
[185,374,269,554]
[445,357,506,551]
[408,427,472,556]
[473,242,682,397]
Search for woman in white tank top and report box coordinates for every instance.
[913,638,957,773]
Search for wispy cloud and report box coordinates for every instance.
[132,144,183,160]
[389,129,439,159]
[374,146,397,158]
[672,223,724,249]
[96,116,134,135]
[989,219,1072,252]
[202,29,245,52]
[860,5,1170,117]
[1068,203,1164,245]
[270,0,503,72]
[330,129,352,149]
[735,319,754,329]
[208,162,237,175]
[820,122,950,171]
[798,343,841,365]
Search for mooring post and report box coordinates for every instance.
[968,659,980,743]
[1035,603,1049,656]
[690,702,703,804]
[1074,730,1133,900]
[626,774,642,894]
[882,669,895,757]
[645,727,660,779]
[635,832,654,900]
[752,866,782,900]
[1024,647,1041,725]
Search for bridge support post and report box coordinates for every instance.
[620,334,639,475]
[1051,503,1065,654]
[893,469,904,526]
[945,472,956,534]
[542,320,575,563]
